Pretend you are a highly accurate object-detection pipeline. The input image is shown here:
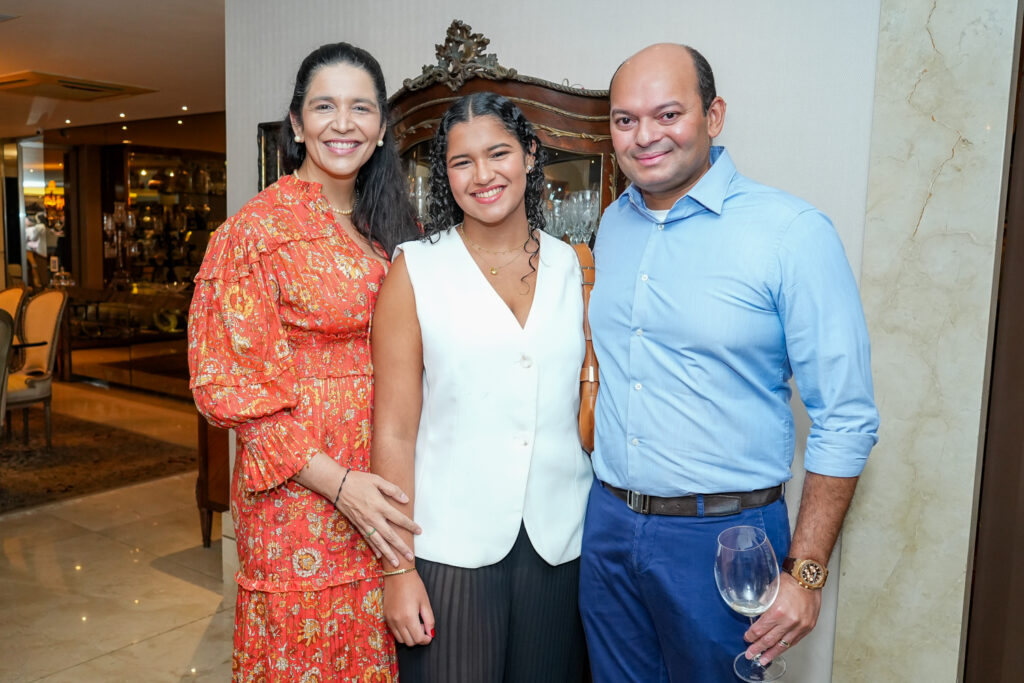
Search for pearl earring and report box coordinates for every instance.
[526,165,534,173]
[377,139,384,148]
[294,134,302,143]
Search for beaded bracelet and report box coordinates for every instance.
[382,567,417,577]
[332,468,351,507]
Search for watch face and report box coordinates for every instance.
[799,561,825,587]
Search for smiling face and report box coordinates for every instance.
[445,115,535,230]
[610,44,725,210]
[291,62,384,185]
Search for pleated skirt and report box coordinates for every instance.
[397,525,586,683]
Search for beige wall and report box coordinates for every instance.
[225,1,1022,679]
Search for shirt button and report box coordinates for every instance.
[636,328,643,337]
[641,273,649,281]
[632,438,639,446]
[522,439,530,447]
[657,224,665,231]
[635,382,642,391]
[520,355,533,368]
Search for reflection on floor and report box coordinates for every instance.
[51,380,197,449]
[0,382,232,681]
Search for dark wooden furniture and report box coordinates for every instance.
[196,416,230,547]
[60,285,191,397]
[388,20,626,226]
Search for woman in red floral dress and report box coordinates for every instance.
[188,43,420,682]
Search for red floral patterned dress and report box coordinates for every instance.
[188,174,396,682]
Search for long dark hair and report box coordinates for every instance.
[279,42,417,257]
[424,92,547,247]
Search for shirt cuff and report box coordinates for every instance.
[234,411,321,492]
[802,428,878,478]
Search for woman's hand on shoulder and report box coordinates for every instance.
[336,470,421,567]
[383,571,435,647]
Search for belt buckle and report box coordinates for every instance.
[627,490,651,515]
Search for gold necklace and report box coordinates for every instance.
[294,170,356,215]
[458,225,525,276]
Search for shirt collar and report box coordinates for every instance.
[620,146,736,219]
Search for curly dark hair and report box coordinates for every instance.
[278,42,417,257]
[423,92,548,274]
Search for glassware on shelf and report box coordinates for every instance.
[411,175,429,220]
[542,199,565,238]
[563,189,599,244]
[112,202,127,226]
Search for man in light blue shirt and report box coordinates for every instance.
[579,43,879,683]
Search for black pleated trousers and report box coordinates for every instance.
[397,524,587,683]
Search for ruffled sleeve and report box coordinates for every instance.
[188,206,320,492]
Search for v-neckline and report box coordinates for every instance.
[453,227,543,332]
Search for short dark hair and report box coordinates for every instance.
[610,44,717,114]
[278,42,417,257]
[685,46,717,114]
[424,92,547,240]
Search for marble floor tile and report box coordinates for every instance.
[0,508,93,553]
[34,608,234,682]
[100,504,221,561]
[42,474,196,532]
[0,471,230,682]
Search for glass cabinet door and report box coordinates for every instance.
[401,142,604,245]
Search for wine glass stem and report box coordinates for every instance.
[748,617,766,667]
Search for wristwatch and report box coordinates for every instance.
[782,557,828,590]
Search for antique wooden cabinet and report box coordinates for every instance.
[389,20,625,243]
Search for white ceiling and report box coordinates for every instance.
[0,0,224,140]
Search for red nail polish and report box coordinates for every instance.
[430,628,436,638]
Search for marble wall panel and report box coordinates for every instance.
[836,1,1021,680]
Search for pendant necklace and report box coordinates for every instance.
[458,225,526,276]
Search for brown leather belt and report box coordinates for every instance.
[601,482,783,517]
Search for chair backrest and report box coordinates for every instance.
[0,309,13,424]
[0,286,26,329]
[20,289,68,375]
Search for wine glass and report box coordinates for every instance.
[576,189,599,244]
[714,525,786,682]
[564,193,585,243]
[546,199,565,238]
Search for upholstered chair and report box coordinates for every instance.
[0,286,26,333]
[0,310,13,431]
[6,289,68,446]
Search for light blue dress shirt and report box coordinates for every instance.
[590,147,879,496]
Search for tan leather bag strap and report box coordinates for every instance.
[572,243,597,381]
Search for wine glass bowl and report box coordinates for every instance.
[714,525,786,682]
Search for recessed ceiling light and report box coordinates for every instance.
[140,169,147,176]
[64,119,71,124]
[121,125,127,130]
[122,139,131,144]
[181,105,188,111]
[119,112,125,118]
[177,120,183,125]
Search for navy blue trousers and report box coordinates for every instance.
[579,477,791,683]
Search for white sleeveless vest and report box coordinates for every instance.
[397,227,591,567]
